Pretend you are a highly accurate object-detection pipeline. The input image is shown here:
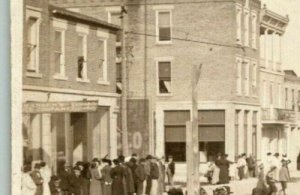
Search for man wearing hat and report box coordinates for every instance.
[30,163,44,195]
[68,166,83,195]
[237,153,247,180]
[58,162,72,195]
[145,155,153,195]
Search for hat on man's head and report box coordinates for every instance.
[267,152,272,156]
[118,155,125,163]
[34,163,41,169]
[282,154,287,157]
[258,163,264,169]
[113,159,120,165]
[274,153,279,157]
[146,155,153,160]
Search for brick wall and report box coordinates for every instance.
[23,1,118,94]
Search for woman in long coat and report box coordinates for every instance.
[81,162,91,195]
[217,154,231,184]
[89,161,102,195]
[111,159,125,195]
[101,159,112,195]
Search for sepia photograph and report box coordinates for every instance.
[10,0,300,194]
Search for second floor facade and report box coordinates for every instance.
[24,0,120,94]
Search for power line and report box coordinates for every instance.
[126,30,244,49]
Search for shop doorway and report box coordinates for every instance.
[71,113,88,163]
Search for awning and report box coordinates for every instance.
[23,101,98,113]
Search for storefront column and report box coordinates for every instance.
[284,125,291,156]
[256,111,262,161]
[238,109,244,155]
[264,29,268,69]
[65,113,73,166]
[225,107,235,161]
[247,111,253,155]
[42,113,52,167]
[110,111,118,159]
[155,108,164,158]
[31,114,42,164]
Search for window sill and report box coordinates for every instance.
[76,78,90,83]
[156,41,173,45]
[53,74,68,81]
[157,93,172,97]
[97,80,110,85]
[26,72,43,78]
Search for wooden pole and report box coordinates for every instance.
[121,5,129,156]
[186,64,202,195]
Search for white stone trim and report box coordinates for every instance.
[97,29,109,39]
[52,18,68,30]
[76,24,89,34]
[23,85,121,98]
[26,5,42,12]
[106,7,121,23]
[67,8,80,13]
[152,5,174,10]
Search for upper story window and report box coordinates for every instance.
[52,19,67,80]
[236,57,242,95]
[244,8,250,47]
[157,60,172,95]
[236,4,242,44]
[97,30,109,84]
[26,7,42,77]
[251,61,257,96]
[251,11,257,49]
[243,59,250,96]
[106,7,121,42]
[157,11,172,43]
[76,24,89,82]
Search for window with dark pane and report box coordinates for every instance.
[158,61,171,94]
[54,31,62,73]
[158,11,171,41]
[77,35,84,78]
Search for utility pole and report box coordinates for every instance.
[121,5,129,156]
[186,64,202,195]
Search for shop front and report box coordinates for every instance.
[22,100,116,173]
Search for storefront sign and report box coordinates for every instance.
[23,101,98,113]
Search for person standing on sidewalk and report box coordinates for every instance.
[252,164,268,195]
[266,166,278,195]
[166,155,175,187]
[135,158,146,195]
[279,160,290,195]
[144,155,153,195]
[218,154,231,184]
[247,154,256,177]
[237,154,247,180]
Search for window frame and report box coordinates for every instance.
[243,7,250,47]
[155,9,173,44]
[97,30,109,85]
[76,24,89,82]
[25,6,42,78]
[243,59,250,96]
[251,10,257,49]
[52,18,68,80]
[236,4,242,45]
[156,57,173,96]
[236,57,242,95]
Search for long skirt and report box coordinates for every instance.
[212,167,220,184]
[90,179,102,195]
[150,179,158,195]
[101,183,112,195]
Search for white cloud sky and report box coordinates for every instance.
[262,0,300,75]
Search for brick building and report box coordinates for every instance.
[22,0,120,173]
[51,0,264,169]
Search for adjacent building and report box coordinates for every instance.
[23,0,120,173]
[51,0,262,166]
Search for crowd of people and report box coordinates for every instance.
[21,154,176,195]
[253,153,291,195]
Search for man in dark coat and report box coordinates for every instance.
[124,161,135,195]
[30,163,44,195]
[145,155,153,195]
[111,159,125,195]
[128,158,138,193]
[101,158,113,195]
[135,158,146,195]
[58,163,71,195]
[68,166,83,195]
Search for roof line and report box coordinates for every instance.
[49,4,121,31]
